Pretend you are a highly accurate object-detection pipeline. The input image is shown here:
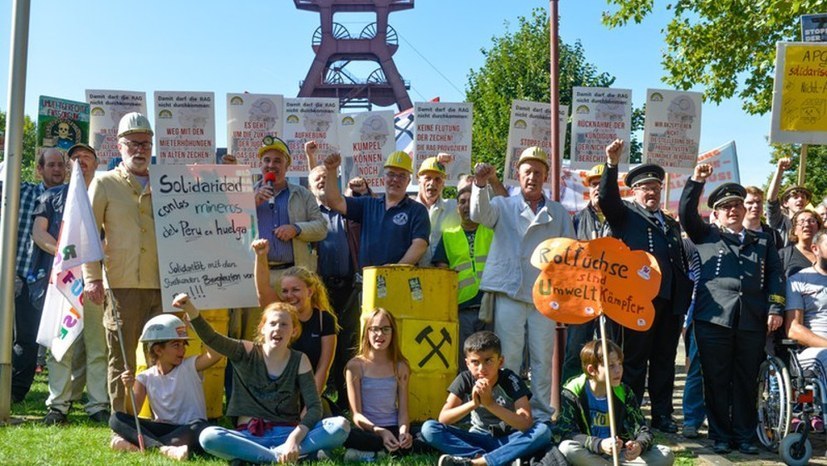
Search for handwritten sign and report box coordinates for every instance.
[531,237,661,331]
[413,101,473,185]
[569,87,632,169]
[504,100,568,186]
[642,89,703,175]
[86,90,147,168]
[150,164,258,312]
[154,91,216,164]
[227,93,284,168]
[283,97,339,176]
[339,110,395,193]
[37,96,90,154]
[770,42,827,144]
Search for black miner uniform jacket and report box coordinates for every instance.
[679,179,786,330]
[599,164,692,315]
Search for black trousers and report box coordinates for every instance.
[12,279,44,402]
[562,318,622,385]
[619,297,683,418]
[323,275,360,410]
[694,319,764,444]
[343,424,429,454]
[109,411,208,453]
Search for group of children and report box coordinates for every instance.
[108,278,674,465]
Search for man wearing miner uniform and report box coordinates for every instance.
[600,139,692,433]
[679,164,785,455]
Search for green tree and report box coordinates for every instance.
[0,110,39,183]
[466,8,640,177]
[768,144,827,203]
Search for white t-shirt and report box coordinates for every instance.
[786,267,827,339]
[136,356,206,424]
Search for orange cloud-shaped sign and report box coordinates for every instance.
[531,237,661,331]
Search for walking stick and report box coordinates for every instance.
[111,300,145,453]
[599,314,620,466]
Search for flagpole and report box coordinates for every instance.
[0,0,32,424]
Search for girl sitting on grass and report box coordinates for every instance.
[110,313,221,461]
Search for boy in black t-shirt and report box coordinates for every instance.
[420,331,551,466]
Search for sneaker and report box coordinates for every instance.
[682,424,700,439]
[88,410,110,424]
[343,449,379,462]
[109,433,139,452]
[42,410,68,426]
[438,454,473,466]
[160,445,189,461]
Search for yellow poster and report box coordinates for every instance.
[780,43,827,131]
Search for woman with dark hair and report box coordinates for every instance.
[780,209,823,278]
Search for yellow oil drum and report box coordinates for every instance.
[361,266,458,421]
[135,309,229,419]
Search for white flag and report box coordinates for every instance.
[36,163,103,360]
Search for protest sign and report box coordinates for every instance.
[770,42,827,144]
[339,110,395,193]
[227,93,284,168]
[642,89,703,175]
[504,100,568,186]
[801,14,827,42]
[413,101,472,185]
[37,96,89,154]
[664,141,740,216]
[283,98,339,176]
[569,87,632,169]
[86,90,147,168]
[154,91,216,164]
[531,237,661,331]
[150,164,258,312]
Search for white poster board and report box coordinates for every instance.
[504,100,568,186]
[339,110,396,193]
[227,93,284,168]
[154,91,216,164]
[413,102,473,185]
[86,90,147,168]
[150,164,258,312]
[642,89,703,175]
[283,98,339,176]
[569,87,632,169]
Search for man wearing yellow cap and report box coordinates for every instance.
[322,150,430,268]
[414,155,458,266]
[470,146,575,422]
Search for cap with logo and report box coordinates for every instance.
[585,164,605,184]
[417,156,447,177]
[384,151,413,174]
[707,182,746,209]
[625,164,665,188]
[257,135,291,165]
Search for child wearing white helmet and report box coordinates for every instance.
[109,312,222,461]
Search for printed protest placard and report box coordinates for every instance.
[283,98,339,176]
[504,100,568,186]
[664,141,740,216]
[413,102,472,185]
[642,89,703,175]
[227,93,284,168]
[339,110,395,193]
[150,164,258,312]
[569,87,632,169]
[770,42,827,144]
[37,96,90,154]
[86,90,147,168]
[154,91,216,164]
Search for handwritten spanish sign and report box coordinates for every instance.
[154,91,216,164]
[283,98,339,176]
[413,101,473,185]
[569,87,632,170]
[86,90,147,168]
[150,164,258,312]
[227,93,284,168]
[339,110,395,193]
[531,237,661,331]
[504,100,568,186]
[37,96,90,154]
[642,89,703,175]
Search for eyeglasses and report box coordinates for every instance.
[120,140,153,151]
[384,172,409,181]
[368,326,393,335]
[796,218,819,226]
[633,184,662,193]
[716,202,743,211]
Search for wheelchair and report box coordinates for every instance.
[756,339,827,465]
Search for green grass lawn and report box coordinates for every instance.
[1,372,698,465]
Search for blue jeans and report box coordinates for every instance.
[420,420,551,466]
[199,416,349,463]
[682,324,706,429]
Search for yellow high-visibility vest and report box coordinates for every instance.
[441,224,493,305]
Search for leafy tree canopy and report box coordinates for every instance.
[0,110,39,183]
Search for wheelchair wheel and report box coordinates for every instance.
[779,432,812,466]
[756,356,792,450]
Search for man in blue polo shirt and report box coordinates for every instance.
[322,151,430,268]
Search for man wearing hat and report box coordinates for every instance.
[322,150,430,268]
[32,144,108,424]
[414,154,458,267]
[6,147,67,402]
[766,157,812,247]
[679,163,785,454]
[470,146,575,422]
[601,139,692,433]
[83,112,165,414]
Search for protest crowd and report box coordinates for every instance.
[6,109,827,466]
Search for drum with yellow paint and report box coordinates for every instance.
[361,266,458,420]
[135,309,229,419]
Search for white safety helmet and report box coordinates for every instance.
[139,314,191,342]
[117,112,154,138]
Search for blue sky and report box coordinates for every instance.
[0,0,772,186]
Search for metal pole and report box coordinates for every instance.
[0,0,32,424]
[799,144,808,186]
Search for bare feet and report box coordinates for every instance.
[110,433,139,452]
[160,445,189,461]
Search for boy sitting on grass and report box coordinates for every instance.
[554,339,673,466]
[421,331,551,466]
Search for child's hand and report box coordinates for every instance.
[172,293,198,319]
[120,370,134,388]
[471,383,482,407]
[398,431,413,449]
[475,379,494,407]
[624,440,642,460]
[600,437,622,456]
[376,427,400,452]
